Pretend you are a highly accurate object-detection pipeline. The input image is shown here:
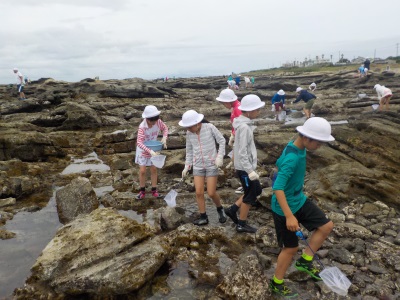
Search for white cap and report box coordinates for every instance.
[296,87,302,92]
[373,84,381,89]
[238,94,265,111]
[142,105,161,118]
[277,89,285,96]
[310,82,316,87]
[216,89,238,102]
[179,110,204,127]
[296,117,335,142]
[13,68,18,71]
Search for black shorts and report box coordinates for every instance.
[236,170,262,205]
[273,199,331,248]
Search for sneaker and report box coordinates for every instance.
[136,191,145,200]
[151,190,163,198]
[269,279,298,298]
[235,187,244,194]
[224,207,238,224]
[236,222,257,233]
[217,209,227,223]
[295,257,322,281]
[193,217,209,226]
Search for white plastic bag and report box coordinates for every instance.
[320,267,352,296]
[150,155,166,168]
[271,104,275,112]
[164,189,177,207]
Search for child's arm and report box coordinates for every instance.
[136,128,152,154]
[274,190,299,232]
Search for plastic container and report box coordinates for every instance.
[320,267,352,296]
[150,155,166,168]
[164,190,177,207]
[372,104,379,110]
[358,93,366,99]
[144,140,163,151]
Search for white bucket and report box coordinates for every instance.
[164,189,177,207]
[372,104,379,111]
[150,155,166,168]
[320,267,352,296]
[278,110,286,121]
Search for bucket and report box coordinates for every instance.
[164,190,177,207]
[278,110,286,121]
[150,155,166,168]
[320,267,352,296]
[144,140,163,151]
[372,104,379,110]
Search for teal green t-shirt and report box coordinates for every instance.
[271,140,307,216]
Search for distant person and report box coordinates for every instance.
[364,58,371,71]
[227,79,236,89]
[374,84,393,111]
[244,76,251,89]
[269,117,335,298]
[224,95,265,233]
[293,87,316,119]
[358,64,365,78]
[179,110,226,226]
[271,89,286,121]
[309,82,317,92]
[251,77,255,86]
[13,68,26,100]
[135,105,168,200]
[235,74,241,87]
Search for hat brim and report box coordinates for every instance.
[178,113,204,127]
[296,126,335,142]
[216,96,237,102]
[238,102,265,111]
[142,111,161,118]
[277,92,285,96]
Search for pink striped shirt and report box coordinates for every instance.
[136,119,168,158]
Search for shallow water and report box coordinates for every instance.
[61,152,110,175]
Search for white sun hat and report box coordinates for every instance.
[13,68,18,71]
[296,87,303,92]
[277,89,285,96]
[216,89,238,102]
[296,117,335,142]
[238,94,265,111]
[310,82,316,87]
[142,105,161,118]
[179,110,204,127]
[373,84,381,89]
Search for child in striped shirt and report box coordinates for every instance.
[179,110,227,225]
[135,105,168,199]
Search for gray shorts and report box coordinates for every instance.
[193,167,219,177]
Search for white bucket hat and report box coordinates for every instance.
[373,84,381,90]
[142,105,161,118]
[13,68,18,71]
[296,87,303,93]
[296,117,335,142]
[277,89,285,96]
[179,110,204,127]
[238,94,265,111]
[216,89,238,102]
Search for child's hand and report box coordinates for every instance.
[248,171,259,181]
[215,157,223,167]
[228,133,235,147]
[161,137,167,149]
[150,150,159,157]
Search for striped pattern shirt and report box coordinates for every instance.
[136,119,168,158]
[185,123,225,170]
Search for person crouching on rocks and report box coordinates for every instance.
[293,87,316,119]
[179,110,227,226]
[271,89,286,121]
[135,105,168,200]
[374,84,393,111]
[269,117,335,298]
[224,95,265,233]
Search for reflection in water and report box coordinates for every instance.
[61,152,110,175]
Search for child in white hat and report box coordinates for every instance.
[179,110,226,225]
[135,105,168,199]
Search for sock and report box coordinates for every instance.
[301,253,314,261]
[200,212,207,219]
[273,275,283,284]
[140,187,145,192]
[238,219,246,226]
[217,206,223,211]
[151,187,157,191]
[231,204,239,213]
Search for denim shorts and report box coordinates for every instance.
[193,167,218,177]
[273,198,331,248]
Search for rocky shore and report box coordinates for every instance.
[0,66,399,299]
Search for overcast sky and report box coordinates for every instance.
[1,0,400,83]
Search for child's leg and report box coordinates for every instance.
[206,176,222,206]
[138,165,147,187]
[304,221,333,257]
[239,202,250,221]
[150,165,158,188]
[386,96,391,110]
[193,175,206,213]
[274,246,299,280]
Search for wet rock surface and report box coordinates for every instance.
[1,67,400,299]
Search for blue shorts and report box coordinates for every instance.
[17,85,24,92]
[236,170,262,205]
[273,199,331,248]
